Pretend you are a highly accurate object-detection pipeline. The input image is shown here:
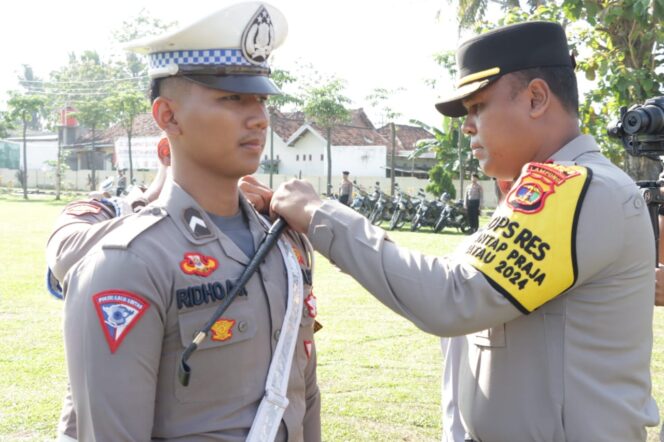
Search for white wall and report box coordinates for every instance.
[9,138,59,170]
[271,130,386,178]
[271,130,326,177]
[115,136,163,170]
[330,145,386,177]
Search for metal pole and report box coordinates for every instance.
[390,122,396,195]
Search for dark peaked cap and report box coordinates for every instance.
[435,21,575,117]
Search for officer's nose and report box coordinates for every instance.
[246,98,268,131]
[461,115,476,136]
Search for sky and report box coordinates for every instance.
[1,0,463,128]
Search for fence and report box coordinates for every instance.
[0,169,500,208]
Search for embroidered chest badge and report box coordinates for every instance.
[292,246,305,266]
[210,318,236,341]
[92,290,149,353]
[304,292,317,318]
[180,252,218,277]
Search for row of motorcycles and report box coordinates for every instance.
[350,182,472,233]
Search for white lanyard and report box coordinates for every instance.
[246,226,304,442]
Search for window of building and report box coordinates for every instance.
[296,155,299,161]
[309,154,312,161]
[320,154,324,161]
[277,155,280,160]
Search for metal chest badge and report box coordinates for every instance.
[241,5,274,65]
[180,252,218,277]
[92,290,150,353]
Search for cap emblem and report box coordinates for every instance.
[242,5,274,65]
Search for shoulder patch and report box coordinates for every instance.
[64,201,102,216]
[464,161,592,313]
[102,206,168,250]
[93,290,149,353]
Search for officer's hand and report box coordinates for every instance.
[656,265,664,306]
[239,175,273,214]
[270,179,322,233]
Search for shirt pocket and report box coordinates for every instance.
[471,324,506,348]
[174,303,261,403]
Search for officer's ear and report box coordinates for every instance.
[526,78,551,119]
[152,97,181,136]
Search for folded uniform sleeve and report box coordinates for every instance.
[307,201,521,337]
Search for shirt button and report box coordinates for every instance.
[151,207,161,216]
[273,329,281,341]
[238,321,248,333]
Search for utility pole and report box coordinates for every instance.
[390,122,396,195]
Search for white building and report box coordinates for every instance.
[6,133,59,170]
[266,109,387,178]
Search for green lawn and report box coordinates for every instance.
[0,192,662,441]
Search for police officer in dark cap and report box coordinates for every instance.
[271,21,660,441]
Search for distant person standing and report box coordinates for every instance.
[116,169,127,196]
[465,173,483,232]
[338,171,352,206]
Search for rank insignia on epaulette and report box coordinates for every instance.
[210,318,235,341]
[65,202,101,216]
[180,252,218,277]
[93,290,149,353]
[184,208,213,239]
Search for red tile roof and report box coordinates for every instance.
[377,124,433,152]
[269,108,387,146]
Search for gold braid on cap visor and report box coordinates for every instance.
[457,67,501,88]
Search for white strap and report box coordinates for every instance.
[246,226,304,442]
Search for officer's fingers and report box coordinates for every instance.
[239,175,270,191]
[244,191,267,212]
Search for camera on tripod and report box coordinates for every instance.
[607,96,664,159]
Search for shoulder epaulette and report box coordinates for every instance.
[102,206,168,250]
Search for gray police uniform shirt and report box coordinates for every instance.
[307,135,659,442]
[59,179,320,441]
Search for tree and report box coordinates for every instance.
[74,98,113,190]
[450,0,548,29]
[302,78,351,195]
[112,9,178,89]
[106,87,149,184]
[366,87,403,194]
[410,118,478,198]
[450,1,664,180]
[17,65,44,131]
[265,68,302,187]
[0,112,12,139]
[7,92,47,199]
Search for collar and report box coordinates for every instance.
[548,134,600,163]
[156,178,269,265]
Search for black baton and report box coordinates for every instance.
[178,217,288,386]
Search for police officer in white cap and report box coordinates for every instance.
[61,3,321,441]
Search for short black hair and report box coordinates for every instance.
[150,79,162,103]
[510,66,579,116]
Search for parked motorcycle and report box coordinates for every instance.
[410,190,443,231]
[434,194,472,234]
[388,184,419,231]
[369,188,396,227]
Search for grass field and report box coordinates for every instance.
[0,191,662,441]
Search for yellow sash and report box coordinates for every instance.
[463,162,591,313]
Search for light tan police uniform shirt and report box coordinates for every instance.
[307,135,659,442]
[61,179,320,441]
